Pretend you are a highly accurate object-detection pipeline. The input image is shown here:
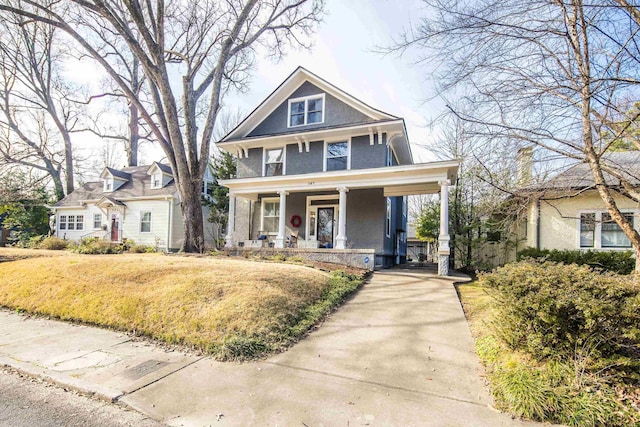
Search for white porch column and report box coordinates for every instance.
[335,186,349,249]
[438,179,451,276]
[274,190,288,248]
[225,193,236,248]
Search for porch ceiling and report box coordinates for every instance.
[220,160,459,200]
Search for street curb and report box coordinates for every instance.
[0,355,124,403]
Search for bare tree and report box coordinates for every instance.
[394,0,640,270]
[0,0,324,252]
[0,11,82,201]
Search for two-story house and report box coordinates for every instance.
[217,67,459,272]
[52,162,217,251]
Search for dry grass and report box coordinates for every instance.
[0,248,354,359]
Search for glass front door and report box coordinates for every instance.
[317,207,335,248]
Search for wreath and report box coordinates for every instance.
[290,214,302,228]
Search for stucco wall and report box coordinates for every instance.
[247,81,371,137]
[526,191,638,251]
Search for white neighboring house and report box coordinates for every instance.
[53,162,216,251]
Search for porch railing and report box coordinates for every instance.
[81,230,109,241]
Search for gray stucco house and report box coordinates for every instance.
[218,67,458,272]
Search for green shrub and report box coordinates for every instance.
[516,247,635,275]
[479,260,640,361]
[128,244,154,253]
[38,236,69,250]
[71,237,122,254]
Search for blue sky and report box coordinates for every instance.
[225,0,442,162]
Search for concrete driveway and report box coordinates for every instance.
[1,266,539,426]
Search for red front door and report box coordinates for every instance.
[111,215,119,241]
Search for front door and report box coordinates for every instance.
[110,214,120,242]
[317,207,335,248]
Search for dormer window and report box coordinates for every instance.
[151,173,162,189]
[104,179,113,192]
[288,94,324,127]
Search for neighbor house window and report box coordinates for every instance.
[140,211,152,233]
[325,141,349,171]
[59,215,67,230]
[580,213,595,248]
[264,148,284,176]
[151,173,162,188]
[386,198,391,238]
[288,94,324,127]
[93,214,102,230]
[261,199,280,234]
[66,215,84,231]
[601,213,632,248]
[104,179,113,191]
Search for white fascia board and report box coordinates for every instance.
[218,120,406,153]
[220,161,460,195]
[78,195,175,205]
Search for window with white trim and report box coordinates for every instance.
[104,179,113,191]
[326,141,349,171]
[64,215,84,231]
[261,199,280,234]
[264,148,284,176]
[578,211,635,249]
[140,211,152,233]
[151,173,162,189]
[602,213,632,248]
[288,94,324,127]
[59,215,67,230]
[580,213,595,248]
[93,213,102,230]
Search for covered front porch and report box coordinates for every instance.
[221,161,459,275]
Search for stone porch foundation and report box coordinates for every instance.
[228,248,376,270]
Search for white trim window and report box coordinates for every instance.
[104,179,113,192]
[261,198,280,234]
[93,213,102,230]
[288,94,325,127]
[264,147,285,176]
[59,215,67,230]
[140,211,152,233]
[602,213,633,248]
[579,213,596,248]
[386,198,392,238]
[151,172,162,189]
[578,210,635,249]
[64,215,84,231]
[325,140,350,171]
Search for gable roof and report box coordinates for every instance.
[221,66,398,142]
[100,167,131,181]
[147,161,173,175]
[54,164,176,207]
[526,151,640,192]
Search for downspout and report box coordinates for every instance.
[167,197,173,252]
[536,199,541,250]
[248,200,253,240]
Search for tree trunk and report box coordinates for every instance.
[179,179,205,253]
[128,102,139,167]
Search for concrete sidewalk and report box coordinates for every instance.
[0,268,538,427]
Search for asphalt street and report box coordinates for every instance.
[0,368,164,427]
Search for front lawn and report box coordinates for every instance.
[0,248,364,360]
[458,261,640,427]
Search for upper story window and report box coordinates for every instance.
[325,141,349,171]
[104,179,113,192]
[288,94,325,127]
[264,148,285,176]
[151,173,162,189]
